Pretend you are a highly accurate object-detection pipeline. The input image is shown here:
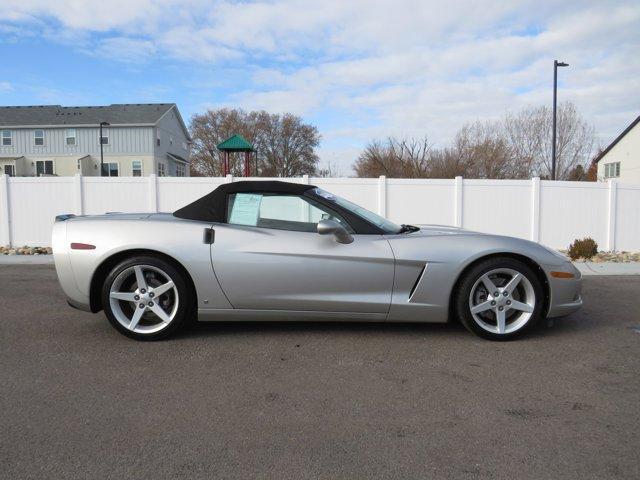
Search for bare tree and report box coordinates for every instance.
[502,103,594,179]
[353,129,514,179]
[449,122,519,178]
[353,140,396,177]
[354,102,595,180]
[354,137,432,178]
[255,113,321,177]
[189,109,260,176]
[426,148,470,178]
[189,108,320,177]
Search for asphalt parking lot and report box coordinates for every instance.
[1,265,639,480]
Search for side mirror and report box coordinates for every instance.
[317,219,354,244]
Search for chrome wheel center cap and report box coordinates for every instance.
[138,291,151,304]
[491,292,510,309]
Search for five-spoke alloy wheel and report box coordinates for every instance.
[102,256,193,340]
[455,257,543,340]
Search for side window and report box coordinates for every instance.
[66,129,76,146]
[1,130,11,146]
[132,160,142,177]
[226,193,353,233]
[34,129,45,146]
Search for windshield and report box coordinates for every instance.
[311,188,403,234]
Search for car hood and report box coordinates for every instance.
[386,224,569,268]
[410,224,483,237]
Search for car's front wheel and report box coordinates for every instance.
[454,257,544,340]
[101,255,193,340]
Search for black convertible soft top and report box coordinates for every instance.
[173,180,316,223]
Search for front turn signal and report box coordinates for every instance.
[550,271,575,279]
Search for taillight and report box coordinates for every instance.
[70,243,96,250]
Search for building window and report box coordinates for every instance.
[157,163,166,177]
[34,129,45,146]
[36,160,54,176]
[176,163,185,177]
[604,162,620,178]
[77,158,82,171]
[66,129,76,146]
[4,164,15,176]
[132,160,142,177]
[100,129,109,145]
[1,130,11,146]
[156,130,160,146]
[103,162,119,177]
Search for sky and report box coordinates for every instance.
[0,0,638,174]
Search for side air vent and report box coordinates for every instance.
[408,264,427,301]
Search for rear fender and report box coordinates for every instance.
[61,218,232,312]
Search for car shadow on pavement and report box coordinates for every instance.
[177,318,467,340]
[172,309,593,342]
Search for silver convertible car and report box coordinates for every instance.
[53,180,582,341]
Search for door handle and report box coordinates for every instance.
[203,228,215,244]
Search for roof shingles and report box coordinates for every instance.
[0,103,175,127]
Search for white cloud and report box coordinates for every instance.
[89,37,157,63]
[1,0,639,171]
[0,0,170,31]
[0,81,12,92]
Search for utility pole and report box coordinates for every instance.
[552,60,569,180]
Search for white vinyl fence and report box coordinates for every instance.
[1,174,639,251]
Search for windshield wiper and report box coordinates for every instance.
[399,224,420,234]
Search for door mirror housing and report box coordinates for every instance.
[317,219,353,244]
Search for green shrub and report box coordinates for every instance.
[567,237,598,260]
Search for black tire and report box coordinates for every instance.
[101,255,194,340]
[454,257,544,341]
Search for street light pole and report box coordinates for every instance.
[99,121,110,176]
[552,60,569,180]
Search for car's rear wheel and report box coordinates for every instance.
[454,257,543,340]
[101,256,192,340]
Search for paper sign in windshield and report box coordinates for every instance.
[229,193,262,226]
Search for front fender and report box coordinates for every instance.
[384,232,565,322]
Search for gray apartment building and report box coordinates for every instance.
[0,103,191,177]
